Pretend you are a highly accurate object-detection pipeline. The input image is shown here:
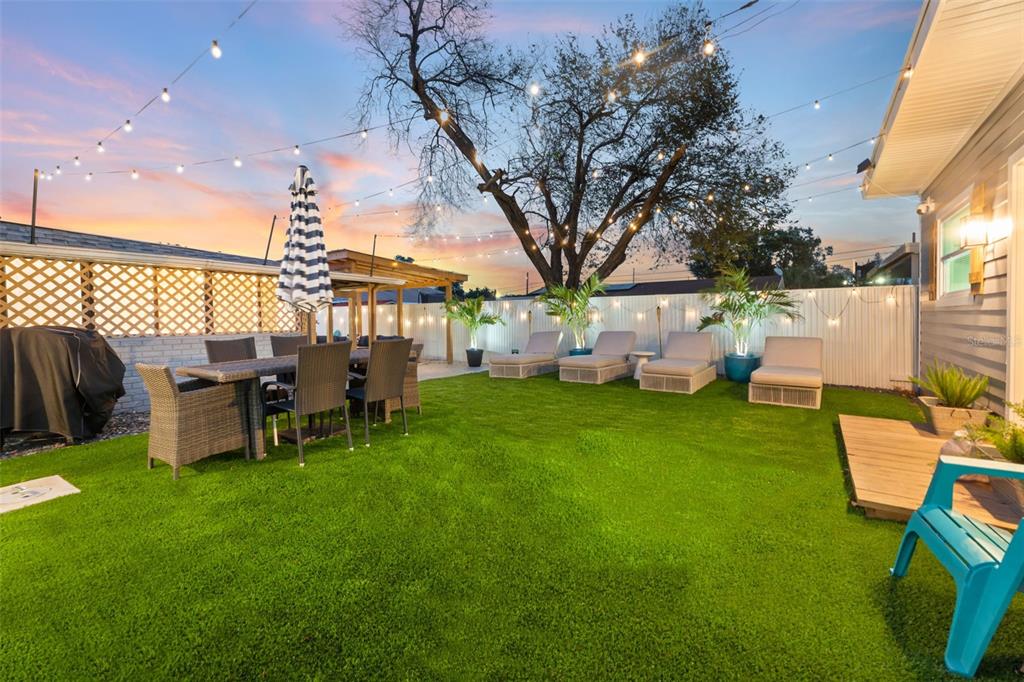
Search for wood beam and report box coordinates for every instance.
[396,287,404,337]
[348,295,357,341]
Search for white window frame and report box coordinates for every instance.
[935,186,973,306]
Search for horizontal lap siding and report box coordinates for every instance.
[918,77,1024,413]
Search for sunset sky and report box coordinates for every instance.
[0,0,921,293]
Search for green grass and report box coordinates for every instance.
[1,374,1021,679]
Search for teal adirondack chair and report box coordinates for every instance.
[891,455,1024,677]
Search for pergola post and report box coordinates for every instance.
[444,283,453,364]
[396,287,404,337]
[355,291,363,337]
[368,285,377,346]
[348,294,357,340]
[326,297,335,342]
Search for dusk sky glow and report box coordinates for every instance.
[0,0,921,292]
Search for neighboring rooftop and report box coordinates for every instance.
[502,274,784,299]
[0,221,273,267]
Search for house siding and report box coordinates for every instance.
[919,75,1024,412]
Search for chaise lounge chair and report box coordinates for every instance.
[748,336,823,409]
[639,331,717,394]
[558,331,636,385]
[489,331,562,379]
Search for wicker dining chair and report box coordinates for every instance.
[265,334,305,444]
[204,337,257,363]
[136,364,249,480]
[347,338,413,447]
[274,343,354,466]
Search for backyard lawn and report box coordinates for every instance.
[1,373,1021,679]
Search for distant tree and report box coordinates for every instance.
[464,286,496,300]
[394,254,415,263]
[346,0,793,289]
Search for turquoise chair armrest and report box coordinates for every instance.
[922,455,1024,508]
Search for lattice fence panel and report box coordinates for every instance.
[0,256,85,328]
[92,263,156,336]
[211,271,260,334]
[258,276,300,332]
[156,267,205,335]
[1,253,305,338]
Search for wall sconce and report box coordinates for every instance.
[960,217,988,248]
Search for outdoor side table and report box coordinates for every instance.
[630,351,655,380]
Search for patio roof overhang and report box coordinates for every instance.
[862,0,1024,199]
[326,249,467,289]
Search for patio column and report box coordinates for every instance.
[444,283,453,364]
[368,285,377,346]
[396,287,404,337]
[355,290,363,337]
[326,298,335,342]
[347,294,357,341]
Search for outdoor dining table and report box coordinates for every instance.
[175,346,414,459]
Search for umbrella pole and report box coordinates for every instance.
[262,215,277,265]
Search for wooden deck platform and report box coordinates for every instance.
[839,414,1021,531]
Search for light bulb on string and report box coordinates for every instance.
[633,49,646,65]
[805,162,811,170]
[293,145,301,155]
[210,40,222,59]
[902,66,913,79]
[427,174,434,183]
[85,172,93,181]
[702,39,716,56]
[45,172,52,181]
[361,129,368,139]
[55,166,62,175]
[131,169,139,180]
[233,156,242,168]
[74,156,81,166]
[657,151,665,161]
[438,110,450,124]
[96,142,104,153]
[827,153,833,161]
[123,119,133,133]
[161,88,171,103]
[706,192,714,202]
[813,100,821,110]
[354,199,360,207]
[743,183,751,192]
[393,210,399,216]
[606,90,617,103]
[176,164,185,174]
[528,82,541,96]
[388,188,394,197]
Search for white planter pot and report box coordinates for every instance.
[918,396,988,437]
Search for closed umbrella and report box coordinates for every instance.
[278,166,333,324]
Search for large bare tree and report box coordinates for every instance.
[345,0,794,288]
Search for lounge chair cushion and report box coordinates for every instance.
[490,353,554,366]
[592,331,637,356]
[750,366,823,389]
[642,358,711,377]
[663,332,713,363]
[761,336,823,370]
[558,354,626,369]
[523,331,562,355]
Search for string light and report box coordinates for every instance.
[902,66,913,79]
[96,142,104,153]
[123,119,133,133]
[657,151,665,161]
[606,90,617,103]
[813,100,821,110]
[355,199,360,207]
[73,156,80,166]
[131,169,139,180]
[827,153,833,161]
[743,183,751,192]
[706,192,714,202]
[161,88,171,103]
[55,166,61,175]
[703,39,716,56]
[361,129,368,139]
[528,82,541,96]
[293,145,301,155]
[633,49,646,65]
[388,188,394,197]
[438,110,450,124]
[210,40,222,59]
[85,173,93,181]
[427,174,434,183]
[176,164,185,174]
[233,156,242,167]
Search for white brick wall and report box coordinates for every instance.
[108,334,280,412]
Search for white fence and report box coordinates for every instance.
[320,285,918,391]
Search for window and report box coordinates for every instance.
[939,204,971,295]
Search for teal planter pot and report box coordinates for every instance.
[724,353,760,383]
[569,348,593,356]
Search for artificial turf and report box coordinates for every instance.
[1,373,1021,680]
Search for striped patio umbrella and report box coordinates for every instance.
[278,165,333,312]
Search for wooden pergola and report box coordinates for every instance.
[327,249,468,363]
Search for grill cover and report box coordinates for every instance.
[0,326,125,440]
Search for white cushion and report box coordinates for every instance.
[558,354,626,369]
[750,365,823,389]
[592,331,637,356]
[642,358,710,377]
[490,353,554,366]
[523,331,561,355]
[663,332,713,363]
[761,336,822,370]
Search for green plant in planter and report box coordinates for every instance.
[536,274,607,349]
[909,362,989,408]
[697,268,800,356]
[966,402,1024,463]
[443,296,504,349]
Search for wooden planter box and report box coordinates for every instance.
[918,396,988,437]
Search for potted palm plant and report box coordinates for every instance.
[443,296,504,367]
[953,402,1024,507]
[536,274,606,355]
[910,362,990,436]
[697,268,800,383]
